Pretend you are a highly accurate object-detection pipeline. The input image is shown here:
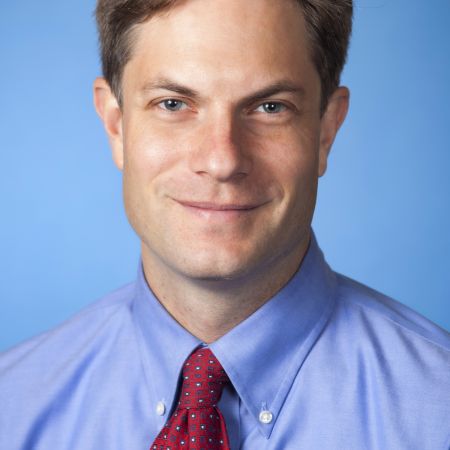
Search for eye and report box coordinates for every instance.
[256,102,287,114]
[158,99,188,112]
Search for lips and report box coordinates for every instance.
[176,200,260,211]
[173,199,266,222]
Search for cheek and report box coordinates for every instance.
[122,121,183,194]
[257,126,321,194]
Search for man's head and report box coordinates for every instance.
[94,0,351,289]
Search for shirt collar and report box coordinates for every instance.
[209,231,336,437]
[132,265,202,417]
[132,230,336,438]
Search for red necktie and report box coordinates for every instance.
[151,347,231,450]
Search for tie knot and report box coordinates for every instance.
[178,348,229,409]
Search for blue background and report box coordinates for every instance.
[1,0,449,351]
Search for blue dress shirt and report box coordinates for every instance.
[1,233,449,449]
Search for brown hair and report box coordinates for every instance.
[95,0,353,111]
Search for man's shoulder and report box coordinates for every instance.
[0,281,150,448]
[0,281,136,377]
[326,274,450,441]
[332,272,450,358]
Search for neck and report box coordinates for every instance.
[141,234,310,343]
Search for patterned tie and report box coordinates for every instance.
[151,347,231,450]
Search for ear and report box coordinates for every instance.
[93,77,124,171]
[318,86,350,177]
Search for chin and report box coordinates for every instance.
[174,249,259,282]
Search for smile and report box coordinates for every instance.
[174,200,265,222]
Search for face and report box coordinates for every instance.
[95,0,348,284]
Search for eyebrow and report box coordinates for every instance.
[139,78,306,104]
[240,81,306,105]
[140,78,201,98]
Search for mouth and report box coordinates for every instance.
[174,199,266,221]
[177,201,260,211]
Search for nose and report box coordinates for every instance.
[188,113,252,182]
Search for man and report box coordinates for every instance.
[0,0,449,449]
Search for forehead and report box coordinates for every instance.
[124,0,318,98]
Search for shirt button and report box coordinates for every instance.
[156,401,166,416]
[259,410,273,424]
